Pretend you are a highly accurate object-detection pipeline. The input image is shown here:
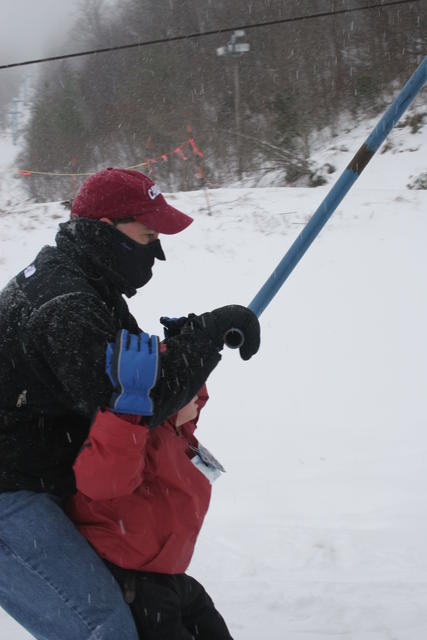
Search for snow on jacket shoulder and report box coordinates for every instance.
[67,387,212,574]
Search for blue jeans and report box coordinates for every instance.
[0,491,138,640]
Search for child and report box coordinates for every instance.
[67,386,232,640]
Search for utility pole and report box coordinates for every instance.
[9,98,23,145]
[217,30,250,181]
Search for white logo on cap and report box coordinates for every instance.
[148,185,161,200]
[24,264,36,278]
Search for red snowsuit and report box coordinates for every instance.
[67,388,211,573]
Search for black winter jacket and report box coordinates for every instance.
[0,218,220,496]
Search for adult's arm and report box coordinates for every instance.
[116,305,260,427]
[26,291,117,415]
[28,295,259,426]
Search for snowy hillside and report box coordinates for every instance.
[0,99,427,639]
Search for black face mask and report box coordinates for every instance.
[113,232,166,290]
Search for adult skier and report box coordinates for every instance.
[0,167,260,640]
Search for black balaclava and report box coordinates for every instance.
[111,230,166,290]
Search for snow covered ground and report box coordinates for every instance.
[0,97,426,638]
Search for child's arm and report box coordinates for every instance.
[73,410,150,501]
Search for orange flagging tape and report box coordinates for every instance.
[4,133,204,178]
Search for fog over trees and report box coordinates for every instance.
[16,0,427,200]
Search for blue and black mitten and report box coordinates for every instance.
[106,329,159,416]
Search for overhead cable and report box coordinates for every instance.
[0,0,422,71]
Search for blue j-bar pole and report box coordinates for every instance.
[249,56,427,319]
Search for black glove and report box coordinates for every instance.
[159,316,188,338]
[183,304,260,361]
[148,305,259,427]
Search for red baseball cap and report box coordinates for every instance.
[70,168,193,234]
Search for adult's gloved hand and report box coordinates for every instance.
[146,306,259,426]
[183,304,260,361]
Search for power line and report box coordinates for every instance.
[0,0,422,71]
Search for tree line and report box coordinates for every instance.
[16,0,427,201]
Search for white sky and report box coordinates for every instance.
[0,0,85,64]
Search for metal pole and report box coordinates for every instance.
[248,56,427,319]
[234,59,242,179]
[217,31,249,182]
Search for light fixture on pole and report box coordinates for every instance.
[217,31,250,179]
